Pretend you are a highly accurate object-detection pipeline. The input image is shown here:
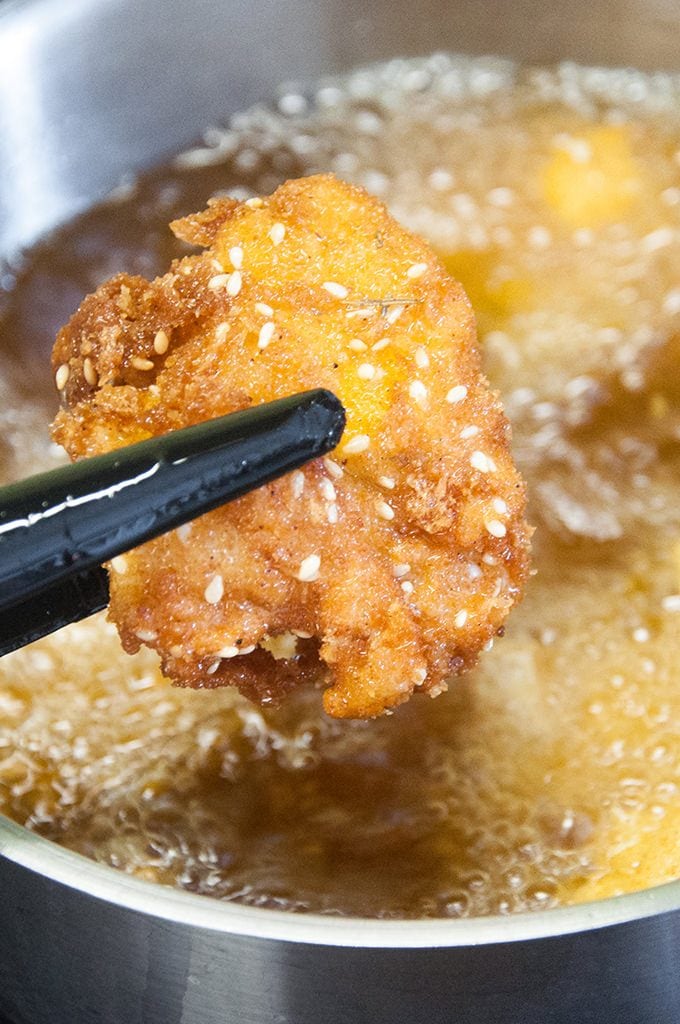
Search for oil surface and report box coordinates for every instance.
[0,54,679,917]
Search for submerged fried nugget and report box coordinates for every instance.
[52,175,531,718]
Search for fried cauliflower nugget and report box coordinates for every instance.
[52,175,531,718]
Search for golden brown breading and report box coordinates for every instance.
[52,175,531,718]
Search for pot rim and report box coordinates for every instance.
[1,814,678,947]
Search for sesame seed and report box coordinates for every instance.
[393,563,410,578]
[482,552,497,565]
[406,262,427,279]
[245,196,264,208]
[327,503,338,524]
[269,222,286,245]
[378,476,395,489]
[343,434,370,455]
[662,594,680,613]
[447,385,468,404]
[323,458,343,480]
[217,645,240,659]
[206,660,221,675]
[132,357,155,371]
[149,384,160,396]
[385,304,405,325]
[372,337,390,352]
[153,330,170,355]
[454,610,468,628]
[255,302,274,317]
[110,555,127,574]
[204,573,224,604]
[415,347,430,369]
[258,321,276,349]
[320,479,336,501]
[297,554,321,582]
[492,497,508,515]
[348,338,368,352]
[409,380,428,403]
[485,519,507,538]
[215,322,230,344]
[468,562,483,580]
[460,425,479,439]
[55,363,70,391]
[83,358,98,387]
[208,273,229,290]
[412,667,427,685]
[322,281,349,299]
[135,629,157,643]
[291,471,305,498]
[177,523,192,543]
[632,627,650,643]
[376,500,395,520]
[471,451,497,474]
[358,363,376,380]
[401,581,414,595]
[292,630,314,639]
[227,271,242,297]
[229,246,244,269]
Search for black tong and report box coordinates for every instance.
[0,389,345,656]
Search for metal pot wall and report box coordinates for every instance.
[0,1,679,1021]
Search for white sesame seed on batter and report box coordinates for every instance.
[348,338,368,352]
[343,434,370,455]
[327,503,338,524]
[245,196,263,208]
[110,555,128,575]
[204,573,225,604]
[258,321,276,349]
[446,385,468,404]
[376,500,395,520]
[177,523,192,544]
[82,357,98,387]
[218,645,240,659]
[153,330,170,355]
[492,497,508,515]
[378,476,395,490]
[228,246,243,269]
[297,554,321,582]
[415,347,430,369]
[406,262,427,279]
[471,451,497,474]
[485,519,507,538]
[409,380,428,403]
[454,609,468,628]
[323,281,349,299]
[371,337,390,352]
[320,479,336,501]
[393,563,410,578]
[227,271,242,297]
[358,363,376,380]
[55,363,70,391]
[208,273,229,291]
[135,629,158,643]
[255,302,274,317]
[401,581,414,595]
[460,425,479,439]
[269,222,286,245]
[132,357,155,371]
[323,458,344,479]
[214,322,230,344]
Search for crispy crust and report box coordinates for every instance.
[52,174,531,718]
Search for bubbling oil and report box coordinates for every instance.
[0,54,679,917]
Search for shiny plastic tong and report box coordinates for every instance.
[0,389,345,656]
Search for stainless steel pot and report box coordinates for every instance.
[0,1,679,1021]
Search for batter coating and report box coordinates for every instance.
[52,175,531,718]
